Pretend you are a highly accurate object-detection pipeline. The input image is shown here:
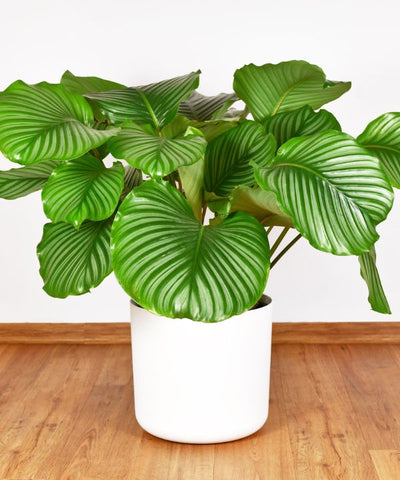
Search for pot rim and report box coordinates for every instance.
[130,294,272,312]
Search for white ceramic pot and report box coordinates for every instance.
[130,295,272,444]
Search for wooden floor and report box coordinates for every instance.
[0,344,400,479]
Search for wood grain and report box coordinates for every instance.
[370,450,400,479]
[333,344,400,450]
[272,322,400,344]
[276,344,377,479]
[0,343,399,479]
[1,321,400,344]
[0,322,131,344]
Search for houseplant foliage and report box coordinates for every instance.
[0,60,397,320]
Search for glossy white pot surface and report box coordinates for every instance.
[130,295,272,444]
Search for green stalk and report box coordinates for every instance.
[270,233,302,269]
[269,227,290,256]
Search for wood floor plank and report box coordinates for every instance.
[35,346,115,479]
[276,344,377,480]
[0,344,55,476]
[0,343,398,479]
[49,346,140,480]
[166,443,215,480]
[0,345,109,480]
[370,450,400,480]
[333,344,400,450]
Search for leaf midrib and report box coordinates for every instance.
[186,223,205,307]
[137,90,160,130]
[271,79,306,116]
[70,166,113,224]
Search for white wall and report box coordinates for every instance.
[0,0,399,323]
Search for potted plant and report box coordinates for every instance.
[0,60,398,444]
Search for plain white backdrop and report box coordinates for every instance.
[0,0,400,323]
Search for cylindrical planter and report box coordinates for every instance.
[130,295,272,444]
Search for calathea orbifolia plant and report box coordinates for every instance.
[0,61,397,321]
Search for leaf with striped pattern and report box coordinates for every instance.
[124,166,142,190]
[37,219,112,298]
[0,81,119,165]
[178,91,238,121]
[0,161,59,199]
[263,105,341,148]
[85,71,200,129]
[204,120,275,197]
[254,131,394,255]
[108,123,207,178]
[233,61,351,122]
[111,180,270,322]
[357,112,400,188]
[359,245,391,314]
[42,155,124,227]
[61,70,126,95]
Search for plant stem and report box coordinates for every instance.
[92,148,101,160]
[270,233,302,269]
[269,227,290,256]
[177,177,183,193]
[260,215,271,226]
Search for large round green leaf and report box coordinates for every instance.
[37,219,112,298]
[61,70,126,95]
[111,180,270,322]
[263,105,341,148]
[85,71,200,129]
[254,131,393,255]
[178,91,238,121]
[204,120,275,196]
[0,161,59,199]
[108,123,207,178]
[357,112,400,188]
[233,61,351,122]
[0,81,119,165]
[42,155,124,227]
